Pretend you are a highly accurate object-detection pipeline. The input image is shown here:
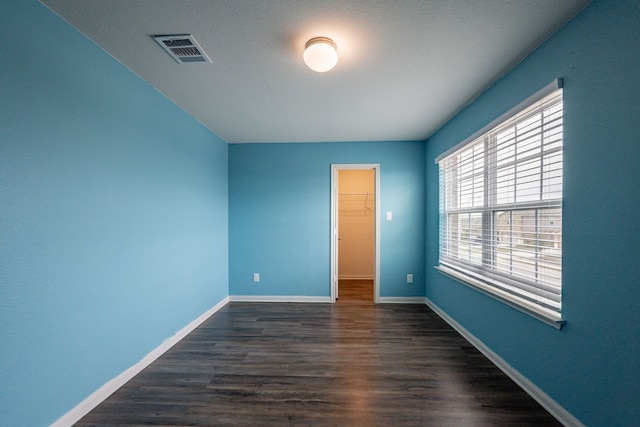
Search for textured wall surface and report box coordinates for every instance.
[0,1,229,425]
[229,141,425,298]
[425,1,640,425]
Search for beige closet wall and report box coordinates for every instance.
[338,169,375,279]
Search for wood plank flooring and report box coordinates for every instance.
[337,279,374,303]
[76,295,561,426]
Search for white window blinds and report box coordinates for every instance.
[437,83,563,326]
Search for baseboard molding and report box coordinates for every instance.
[230,295,425,305]
[424,297,584,427]
[378,296,427,304]
[51,296,230,427]
[52,295,580,426]
[229,295,332,303]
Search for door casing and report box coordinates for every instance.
[330,164,380,303]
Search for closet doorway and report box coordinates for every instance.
[330,164,380,303]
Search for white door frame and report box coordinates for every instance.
[330,164,380,303]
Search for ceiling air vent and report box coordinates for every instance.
[153,34,211,64]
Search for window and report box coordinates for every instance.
[436,81,563,327]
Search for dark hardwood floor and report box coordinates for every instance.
[76,286,560,426]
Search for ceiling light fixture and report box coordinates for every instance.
[303,37,338,72]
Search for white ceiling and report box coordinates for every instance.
[42,0,590,143]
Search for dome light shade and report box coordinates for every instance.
[303,37,338,72]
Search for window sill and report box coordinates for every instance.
[434,265,565,329]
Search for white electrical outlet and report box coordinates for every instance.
[253,273,260,282]
[407,273,413,283]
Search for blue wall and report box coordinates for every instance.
[0,1,229,425]
[3,0,637,425]
[229,142,425,298]
[424,1,640,425]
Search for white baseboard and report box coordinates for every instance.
[378,296,427,304]
[50,296,230,427]
[230,295,424,304]
[229,295,332,303]
[53,296,580,426]
[424,297,584,427]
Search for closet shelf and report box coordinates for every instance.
[338,192,375,216]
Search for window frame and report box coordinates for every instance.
[435,80,565,328]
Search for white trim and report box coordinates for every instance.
[424,297,585,427]
[373,166,381,303]
[229,295,332,303]
[435,265,564,329]
[378,297,428,304]
[435,78,563,163]
[330,164,381,304]
[51,296,230,427]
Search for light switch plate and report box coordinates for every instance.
[386,212,392,221]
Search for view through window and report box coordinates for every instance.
[437,86,563,323]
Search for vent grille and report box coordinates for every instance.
[153,34,211,64]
